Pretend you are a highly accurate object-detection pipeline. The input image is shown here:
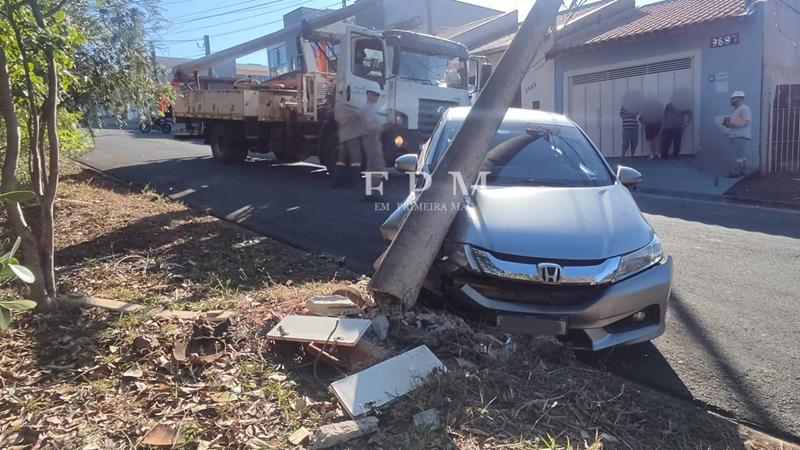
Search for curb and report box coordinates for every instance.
[635,187,800,211]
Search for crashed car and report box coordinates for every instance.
[380,107,672,350]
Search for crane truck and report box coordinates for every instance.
[170,0,491,170]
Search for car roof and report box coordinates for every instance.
[444,107,575,127]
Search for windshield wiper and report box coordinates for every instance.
[399,75,435,86]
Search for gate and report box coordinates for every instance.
[770,84,800,172]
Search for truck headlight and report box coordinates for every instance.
[614,235,663,282]
[394,112,408,128]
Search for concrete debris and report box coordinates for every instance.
[413,409,441,429]
[329,345,446,417]
[370,315,389,341]
[288,426,311,445]
[312,417,379,449]
[305,295,362,317]
[331,286,372,309]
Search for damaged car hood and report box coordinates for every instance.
[450,184,653,260]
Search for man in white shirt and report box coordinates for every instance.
[722,91,752,177]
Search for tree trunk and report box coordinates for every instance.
[30,0,60,301]
[0,44,54,309]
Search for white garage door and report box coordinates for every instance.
[567,57,696,158]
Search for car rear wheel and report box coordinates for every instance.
[209,123,247,163]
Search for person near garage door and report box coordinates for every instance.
[620,106,640,157]
[722,90,751,178]
[660,98,693,159]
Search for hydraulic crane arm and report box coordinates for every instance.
[172,0,385,79]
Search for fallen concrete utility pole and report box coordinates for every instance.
[368,0,562,310]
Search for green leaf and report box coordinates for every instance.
[0,191,36,204]
[0,308,10,331]
[9,237,21,260]
[0,300,36,311]
[8,265,35,284]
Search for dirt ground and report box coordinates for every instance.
[0,162,792,450]
[725,172,800,208]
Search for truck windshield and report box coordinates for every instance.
[431,120,614,187]
[397,50,467,89]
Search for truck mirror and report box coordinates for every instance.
[479,63,493,89]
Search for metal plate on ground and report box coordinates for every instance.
[497,315,567,336]
[329,345,446,417]
[266,315,371,347]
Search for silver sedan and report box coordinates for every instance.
[380,107,673,350]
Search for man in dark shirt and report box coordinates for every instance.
[660,102,692,159]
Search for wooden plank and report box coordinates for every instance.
[329,345,446,417]
[266,315,370,347]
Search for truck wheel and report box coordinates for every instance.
[320,132,339,173]
[209,123,247,163]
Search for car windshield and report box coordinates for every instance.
[430,120,613,187]
[397,50,467,89]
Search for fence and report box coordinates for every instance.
[769,84,800,172]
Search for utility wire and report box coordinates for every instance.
[170,0,293,25]
[170,0,312,34]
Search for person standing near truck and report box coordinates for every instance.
[332,97,364,187]
[361,89,386,200]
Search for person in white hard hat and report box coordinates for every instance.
[722,90,751,177]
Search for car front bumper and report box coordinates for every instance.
[441,256,673,350]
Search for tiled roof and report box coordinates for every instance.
[582,0,748,46]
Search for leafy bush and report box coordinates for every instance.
[0,191,37,330]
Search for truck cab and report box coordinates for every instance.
[335,25,471,163]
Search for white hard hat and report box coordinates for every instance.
[730,90,745,98]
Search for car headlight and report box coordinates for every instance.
[614,235,663,282]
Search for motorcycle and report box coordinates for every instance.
[139,114,173,134]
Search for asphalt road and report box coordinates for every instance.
[83,129,800,438]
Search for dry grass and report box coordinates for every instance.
[0,162,794,449]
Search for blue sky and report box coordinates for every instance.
[155,0,662,63]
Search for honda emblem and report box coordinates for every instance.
[538,263,562,284]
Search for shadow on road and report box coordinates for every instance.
[578,290,787,437]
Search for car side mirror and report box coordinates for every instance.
[617,165,642,188]
[394,153,418,173]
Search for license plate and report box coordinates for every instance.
[497,315,567,336]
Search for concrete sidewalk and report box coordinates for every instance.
[607,155,740,199]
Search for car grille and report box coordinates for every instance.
[418,99,458,138]
[453,275,607,307]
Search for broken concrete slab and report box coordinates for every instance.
[329,345,446,417]
[305,295,362,317]
[267,315,370,347]
[312,417,379,449]
[413,409,441,429]
[370,315,389,341]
